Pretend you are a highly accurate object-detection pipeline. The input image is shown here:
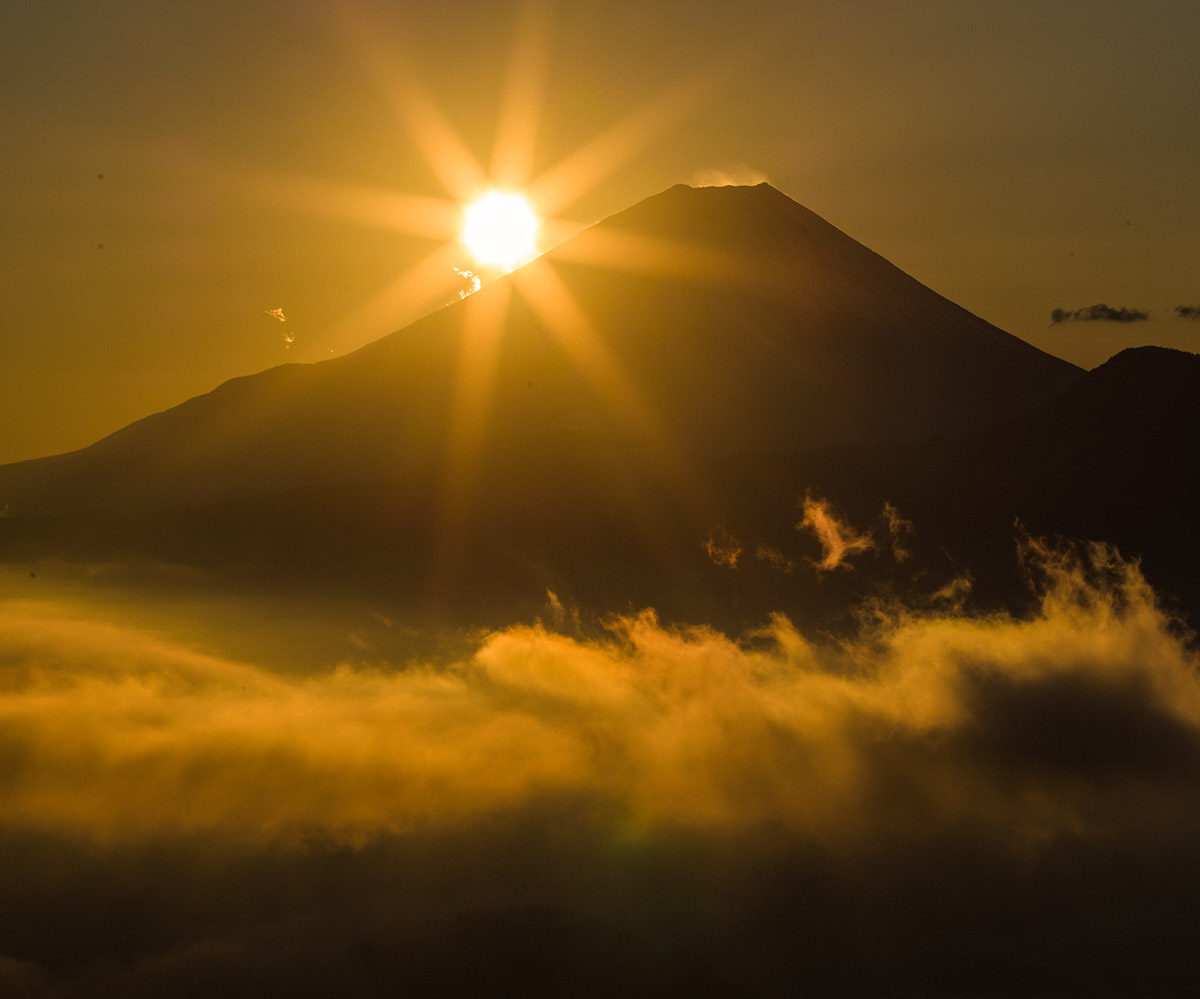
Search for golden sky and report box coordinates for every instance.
[2,0,1199,464]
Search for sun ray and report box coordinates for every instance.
[276,4,776,492]
[331,3,489,203]
[392,75,493,203]
[489,0,553,192]
[526,52,746,220]
[223,166,463,242]
[512,258,655,437]
[429,279,514,592]
[542,220,766,287]
[510,257,705,509]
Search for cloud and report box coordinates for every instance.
[5,538,1191,846]
[1175,305,1200,320]
[690,166,770,188]
[882,501,915,562]
[264,307,286,322]
[754,543,796,574]
[1050,303,1149,324]
[544,588,582,632]
[703,525,743,568]
[3,541,1200,992]
[455,267,481,299]
[796,494,874,570]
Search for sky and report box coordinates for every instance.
[2,0,1199,464]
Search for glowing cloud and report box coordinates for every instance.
[690,166,770,188]
[454,267,482,299]
[3,541,1200,990]
[882,501,915,562]
[796,494,875,571]
[0,539,1196,848]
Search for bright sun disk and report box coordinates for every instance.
[462,190,540,271]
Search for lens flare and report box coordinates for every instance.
[461,190,540,271]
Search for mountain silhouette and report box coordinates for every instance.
[0,183,1079,518]
[705,344,1200,629]
[14,183,1175,636]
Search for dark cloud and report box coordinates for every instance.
[1,540,1199,994]
[881,501,915,562]
[1050,303,1150,324]
[1175,305,1200,320]
[703,525,743,568]
[754,542,796,574]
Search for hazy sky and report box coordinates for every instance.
[2,0,1198,464]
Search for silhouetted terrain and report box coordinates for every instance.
[0,183,1078,518]
[3,187,1200,998]
[0,183,1110,629]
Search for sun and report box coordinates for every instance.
[461,190,540,271]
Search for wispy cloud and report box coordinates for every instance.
[754,542,796,574]
[2,539,1193,847]
[690,166,769,188]
[264,307,294,347]
[1175,305,1200,320]
[882,501,915,562]
[796,494,874,571]
[703,525,743,568]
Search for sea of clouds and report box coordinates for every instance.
[1,538,1198,995]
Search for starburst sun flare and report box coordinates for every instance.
[222,2,745,592]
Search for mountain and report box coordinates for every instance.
[2,182,1128,637]
[0,183,1080,518]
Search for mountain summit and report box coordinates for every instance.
[0,183,1079,516]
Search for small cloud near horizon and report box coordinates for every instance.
[455,267,481,299]
[1051,303,1149,324]
[1175,305,1200,320]
[690,166,770,188]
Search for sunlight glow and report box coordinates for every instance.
[462,191,540,271]
[277,1,749,548]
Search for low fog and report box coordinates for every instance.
[2,536,1198,995]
